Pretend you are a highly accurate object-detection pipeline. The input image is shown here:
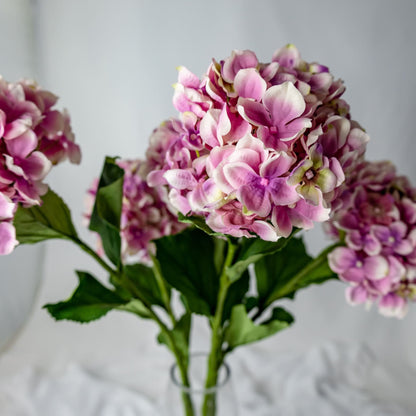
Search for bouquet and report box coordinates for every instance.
[1,44,415,415]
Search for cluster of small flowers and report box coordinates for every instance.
[326,161,416,318]
[0,77,80,255]
[86,159,188,265]
[146,45,369,241]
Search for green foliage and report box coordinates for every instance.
[224,304,294,350]
[226,234,292,283]
[254,236,337,309]
[89,157,124,268]
[155,228,219,316]
[44,271,127,323]
[14,189,78,243]
[123,263,167,308]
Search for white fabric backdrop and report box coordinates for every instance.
[0,0,416,413]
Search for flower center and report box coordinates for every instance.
[260,177,269,187]
[305,169,315,180]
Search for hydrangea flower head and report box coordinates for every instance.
[326,160,416,318]
[0,77,81,255]
[146,45,369,240]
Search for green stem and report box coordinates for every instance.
[121,275,195,416]
[72,237,118,276]
[202,239,237,416]
[151,254,176,325]
[71,237,194,415]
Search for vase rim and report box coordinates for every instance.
[169,351,231,395]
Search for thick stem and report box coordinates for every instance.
[151,254,176,325]
[202,239,237,416]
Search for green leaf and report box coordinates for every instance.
[154,228,219,316]
[224,304,293,350]
[44,271,127,323]
[157,313,191,367]
[89,157,124,267]
[123,263,167,308]
[254,237,337,308]
[14,189,78,243]
[226,234,293,283]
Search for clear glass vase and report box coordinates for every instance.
[160,352,238,416]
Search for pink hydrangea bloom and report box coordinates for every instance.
[86,159,188,265]
[0,77,80,255]
[146,45,369,240]
[326,160,416,318]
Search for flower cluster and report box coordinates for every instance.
[146,45,369,240]
[86,159,188,264]
[326,161,416,318]
[0,77,80,254]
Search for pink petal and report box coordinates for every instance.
[222,49,258,83]
[346,284,368,305]
[163,169,197,190]
[168,188,191,215]
[177,66,201,88]
[5,130,38,158]
[271,206,293,237]
[378,293,408,319]
[19,151,52,181]
[272,44,301,68]
[0,193,15,220]
[239,184,271,217]
[200,109,221,147]
[363,255,389,280]
[268,178,300,206]
[0,222,18,255]
[3,120,30,140]
[234,68,267,101]
[237,98,271,126]
[328,247,357,274]
[262,82,306,127]
[260,152,294,178]
[223,162,257,190]
[250,220,279,241]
